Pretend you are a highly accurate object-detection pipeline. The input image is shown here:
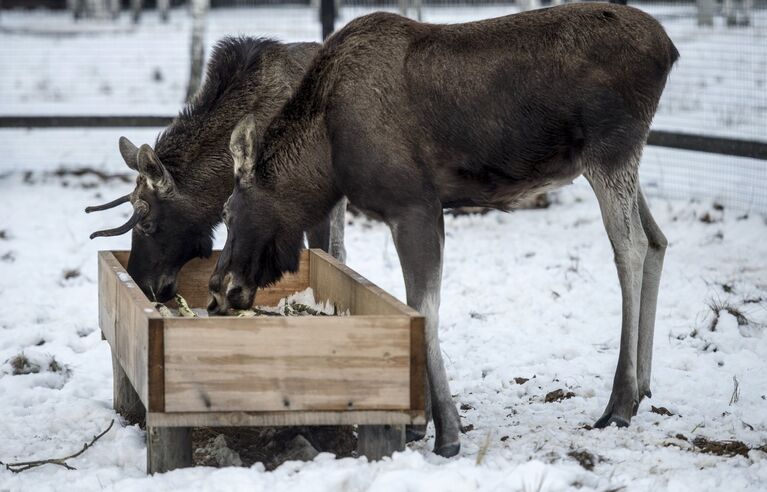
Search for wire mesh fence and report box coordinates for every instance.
[0,0,765,211]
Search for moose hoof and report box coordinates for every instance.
[434,442,460,458]
[406,425,427,443]
[593,414,630,429]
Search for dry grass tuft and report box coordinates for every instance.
[9,353,40,375]
[568,449,598,471]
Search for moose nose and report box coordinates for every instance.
[152,275,177,303]
[226,284,252,310]
[156,281,176,303]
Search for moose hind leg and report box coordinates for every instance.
[306,216,331,253]
[328,197,347,263]
[588,173,648,428]
[635,188,667,406]
[306,198,347,263]
[391,209,460,457]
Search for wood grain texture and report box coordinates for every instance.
[147,410,424,427]
[148,318,165,412]
[146,426,193,474]
[409,317,426,412]
[309,249,421,317]
[101,249,426,425]
[99,251,162,410]
[112,353,145,425]
[163,316,412,413]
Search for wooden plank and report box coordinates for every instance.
[357,425,406,460]
[148,318,165,413]
[112,353,145,426]
[409,316,426,412]
[98,251,119,347]
[146,426,192,474]
[147,410,424,428]
[310,249,426,413]
[309,249,420,317]
[163,316,412,413]
[100,251,163,411]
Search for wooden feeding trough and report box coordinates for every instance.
[98,249,426,474]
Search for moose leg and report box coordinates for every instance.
[328,197,347,264]
[306,216,330,252]
[635,188,667,407]
[588,174,648,428]
[306,198,346,263]
[391,209,460,457]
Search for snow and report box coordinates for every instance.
[0,2,765,490]
[1,169,766,491]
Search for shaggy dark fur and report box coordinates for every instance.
[210,4,679,455]
[214,4,678,295]
[103,37,320,301]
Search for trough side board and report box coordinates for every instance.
[102,249,425,423]
[309,249,426,414]
[100,251,165,412]
[162,315,412,413]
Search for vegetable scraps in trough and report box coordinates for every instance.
[155,287,343,318]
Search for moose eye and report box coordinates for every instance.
[137,220,156,236]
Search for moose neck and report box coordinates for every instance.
[159,67,300,231]
[259,113,341,233]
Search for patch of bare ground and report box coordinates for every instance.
[192,426,356,470]
[544,389,575,403]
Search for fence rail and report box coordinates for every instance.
[1,1,765,212]
[1,116,765,160]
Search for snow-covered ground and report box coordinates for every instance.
[0,3,765,490]
[0,166,765,491]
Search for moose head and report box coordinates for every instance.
[207,116,304,314]
[87,137,215,302]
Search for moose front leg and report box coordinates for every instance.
[306,198,347,263]
[589,175,648,428]
[636,189,667,404]
[391,208,460,457]
[328,197,347,264]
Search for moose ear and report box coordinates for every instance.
[230,115,260,185]
[118,136,139,171]
[137,144,175,194]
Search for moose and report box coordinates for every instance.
[208,4,679,457]
[87,37,347,302]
